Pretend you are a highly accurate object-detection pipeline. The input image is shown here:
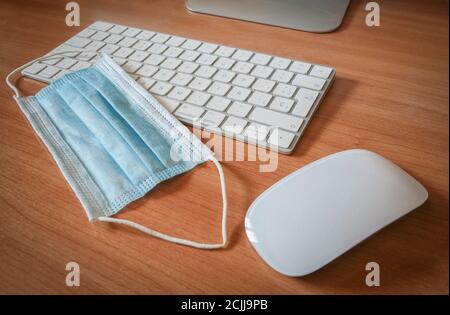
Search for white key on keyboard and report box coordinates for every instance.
[24,21,335,153]
[150,82,173,95]
[208,82,231,96]
[268,129,296,149]
[200,111,226,127]
[292,88,319,117]
[170,73,193,86]
[244,123,270,142]
[168,86,192,101]
[292,74,326,91]
[249,107,303,132]
[310,65,333,79]
[253,78,276,92]
[227,102,252,118]
[228,87,251,101]
[207,96,231,112]
[175,103,204,121]
[222,116,247,134]
[290,61,311,74]
[248,91,272,107]
[189,77,211,91]
[187,91,211,106]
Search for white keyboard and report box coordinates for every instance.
[22,21,335,154]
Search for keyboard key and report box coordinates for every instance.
[292,74,326,90]
[133,40,152,51]
[122,61,142,73]
[250,53,272,65]
[268,129,296,149]
[129,50,150,62]
[150,82,173,95]
[232,49,253,61]
[197,54,218,65]
[248,91,272,107]
[233,61,254,74]
[148,43,167,54]
[66,36,91,48]
[179,50,200,62]
[70,61,91,71]
[292,88,319,117]
[163,46,184,58]
[187,91,211,106]
[290,61,311,74]
[160,58,182,70]
[228,87,251,101]
[215,57,235,70]
[168,86,192,101]
[55,58,77,69]
[269,57,291,69]
[253,78,276,92]
[249,107,303,132]
[100,44,120,55]
[175,103,205,121]
[181,39,202,50]
[178,61,199,74]
[153,69,175,81]
[215,46,235,58]
[233,74,255,88]
[252,65,274,78]
[137,77,156,89]
[136,31,155,41]
[123,27,141,37]
[90,21,113,32]
[189,77,212,91]
[310,65,333,79]
[170,73,193,86]
[39,66,60,79]
[197,43,218,54]
[136,64,158,77]
[109,25,127,34]
[77,51,97,61]
[207,96,231,111]
[114,47,134,58]
[207,82,231,96]
[214,70,236,83]
[271,69,294,83]
[144,54,165,65]
[195,65,217,78]
[273,83,297,98]
[91,31,109,41]
[104,34,124,44]
[244,123,270,142]
[118,37,138,48]
[23,63,46,74]
[222,116,247,134]
[200,111,226,127]
[152,33,171,43]
[270,97,294,113]
[166,36,186,47]
[84,40,105,51]
[227,102,252,118]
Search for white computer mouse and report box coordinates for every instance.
[245,149,428,276]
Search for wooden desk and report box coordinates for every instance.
[0,0,448,294]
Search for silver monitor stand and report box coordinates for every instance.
[186,0,351,33]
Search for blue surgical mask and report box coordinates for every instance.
[6,53,228,249]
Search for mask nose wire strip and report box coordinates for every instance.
[6,51,101,98]
[96,155,228,249]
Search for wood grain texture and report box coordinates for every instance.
[0,0,448,294]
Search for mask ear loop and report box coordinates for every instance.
[96,155,229,249]
[5,51,101,98]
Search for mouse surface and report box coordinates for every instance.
[245,149,428,276]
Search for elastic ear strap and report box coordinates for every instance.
[5,51,100,98]
[96,155,228,249]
